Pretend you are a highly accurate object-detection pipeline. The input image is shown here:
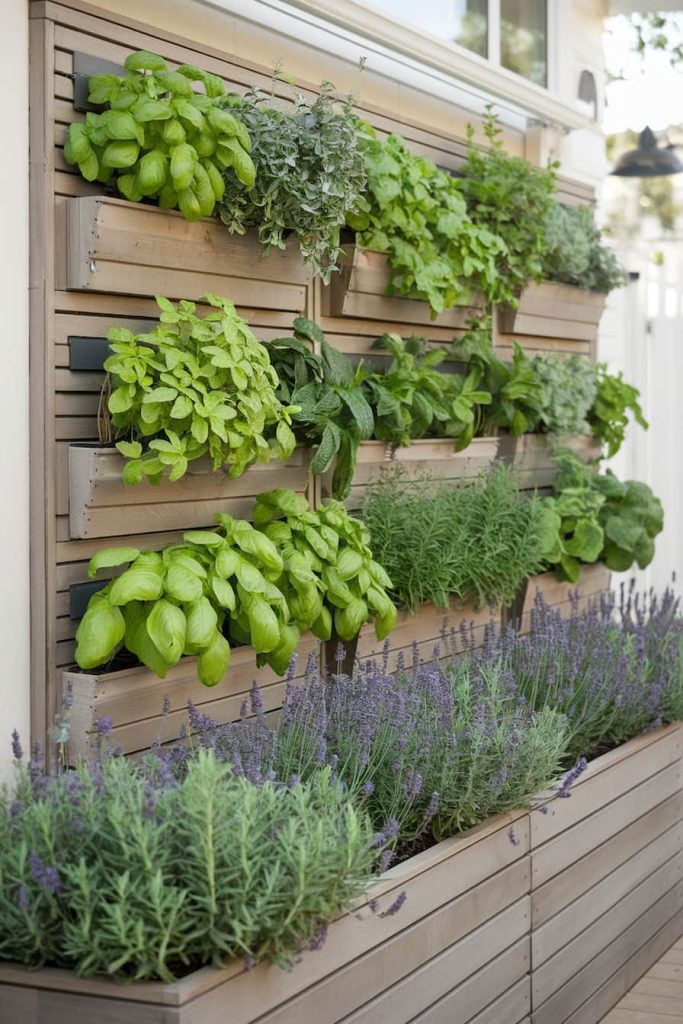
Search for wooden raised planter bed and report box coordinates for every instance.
[68,443,312,540]
[323,245,484,329]
[497,434,599,492]
[356,599,501,672]
[529,723,683,1024]
[2,725,680,1024]
[497,282,607,345]
[0,809,532,1024]
[64,195,309,310]
[62,632,321,760]
[322,436,499,509]
[518,563,611,634]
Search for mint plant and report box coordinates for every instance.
[588,364,648,457]
[103,294,297,483]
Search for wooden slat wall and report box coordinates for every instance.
[30,0,600,755]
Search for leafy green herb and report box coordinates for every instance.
[362,466,548,612]
[348,128,506,315]
[217,84,365,282]
[75,489,396,681]
[269,318,374,500]
[64,50,254,219]
[454,333,546,436]
[588,363,648,457]
[457,108,558,304]
[531,353,597,438]
[366,333,491,449]
[594,473,664,572]
[542,204,628,293]
[103,294,297,484]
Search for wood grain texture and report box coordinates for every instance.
[498,282,606,341]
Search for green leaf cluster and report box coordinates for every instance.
[218,84,366,282]
[75,489,396,682]
[541,448,663,580]
[268,318,374,500]
[64,50,254,220]
[366,333,491,450]
[531,353,597,438]
[588,363,648,457]
[348,128,506,315]
[457,109,559,304]
[362,466,549,612]
[104,293,296,483]
[541,204,628,294]
[1,754,377,978]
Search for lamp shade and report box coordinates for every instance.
[611,126,683,178]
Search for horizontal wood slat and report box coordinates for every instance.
[499,434,599,491]
[519,563,612,635]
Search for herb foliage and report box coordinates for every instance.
[588,363,648,457]
[218,84,366,281]
[542,204,628,293]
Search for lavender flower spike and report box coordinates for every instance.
[11,729,22,761]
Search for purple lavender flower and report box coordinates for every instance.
[557,756,588,798]
[28,851,61,895]
[11,730,23,761]
[307,924,328,951]
[379,891,406,917]
[95,716,113,740]
[508,826,520,846]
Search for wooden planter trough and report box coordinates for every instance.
[356,599,501,672]
[68,443,312,540]
[322,436,499,508]
[497,282,607,346]
[497,434,599,492]
[62,633,320,760]
[323,245,484,329]
[0,809,532,1024]
[518,563,611,634]
[529,723,683,1024]
[1,725,680,1024]
[64,195,310,310]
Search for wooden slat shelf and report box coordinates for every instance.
[68,444,312,539]
[65,194,311,307]
[323,436,500,509]
[498,282,607,342]
[499,433,599,491]
[323,245,484,329]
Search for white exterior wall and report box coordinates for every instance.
[0,0,30,781]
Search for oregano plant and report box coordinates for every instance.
[102,293,298,483]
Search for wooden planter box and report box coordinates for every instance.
[0,809,531,1024]
[356,599,501,672]
[518,563,611,634]
[1,726,680,1024]
[62,633,321,760]
[68,443,312,540]
[497,282,607,345]
[64,195,309,310]
[322,436,499,509]
[323,245,484,329]
[529,723,683,1024]
[497,434,599,492]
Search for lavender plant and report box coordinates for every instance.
[478,584,683,762]
[0,745,378,980]
[190,652,567,847]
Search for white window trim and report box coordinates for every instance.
[203,0,595,131]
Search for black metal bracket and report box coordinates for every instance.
[72,52,125,113]
[68,336,111,371]
[69,580,108,620]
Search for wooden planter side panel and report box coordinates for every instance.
[530,724,683,1024]
[356,600,501,672]
[322,437,500,509]
[68,445,312,539]
[498,434,599,492]
[496,282,607,362]
[63,633,321,760]
[323,246,483,330]
[519,563,611,635]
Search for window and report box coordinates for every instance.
[366,0,548,87]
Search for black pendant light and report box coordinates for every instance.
[611,126,683,178]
